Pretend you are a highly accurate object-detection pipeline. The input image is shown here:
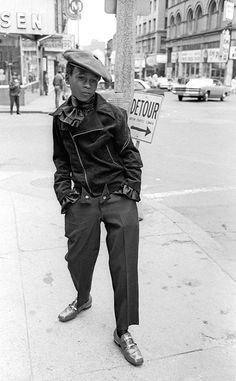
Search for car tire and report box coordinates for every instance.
[178,95,183,101]
[203,92,209,102]
[220,93,226,101]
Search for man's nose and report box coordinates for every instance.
[84,79,91,87]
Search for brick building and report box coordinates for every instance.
[165,0,236,84]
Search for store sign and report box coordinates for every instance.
[146,54,156,67]
[156,54,167,63]
[43,35,75,52]
[135,55,145,69]
[64,0,83,20]
[180,50,201,63]
[171,51,178,63]
[207,48,228,62]
[0,0,55,34]
[229,46,236,59]
[146,54,167,66]
[219,29,230,59]
[223,1,234,21]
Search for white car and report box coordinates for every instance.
[172,78,231,101]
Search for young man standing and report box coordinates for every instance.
[51,50,143,366]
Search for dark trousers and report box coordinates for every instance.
[64,193,139,330]
[10,95,20,114]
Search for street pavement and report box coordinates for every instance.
[0,92,236,381]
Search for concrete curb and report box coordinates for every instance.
[142,198,236,282]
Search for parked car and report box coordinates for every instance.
[172,77,231,101]
[97,78,151,101]
[157,77,177,91]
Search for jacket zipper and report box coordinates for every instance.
[69,131,92,194]
[106,145,120,166]
[73,128,103,138]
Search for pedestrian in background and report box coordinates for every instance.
[152,73,158,88]
[51,49,144,366]
[43,71,49,96]
[231,77,236,94]
[62,73,71,101]
[9,72,21,115]
[53,69,63,108]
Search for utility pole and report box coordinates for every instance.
[111,0,150,220]
[114,0,136,111]
[106,0,150,110]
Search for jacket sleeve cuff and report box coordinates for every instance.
[61,190,80,214]
[114,184,140,201]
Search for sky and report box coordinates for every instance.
[67,0,116,47]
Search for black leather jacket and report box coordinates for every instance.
[51,93,143,210]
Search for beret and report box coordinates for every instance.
[63,49,112,83]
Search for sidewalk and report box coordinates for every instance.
[0,91,57,114]
[0,166,236,380]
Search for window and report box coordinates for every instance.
[165,17,168,29]
[139,24,142,35]
[170,15,175,38]
[160,36,166,51]
[186,8,194,34]
[149,20,152,32]
[165,0,168,8]
[154,0,157,11]
[143,22,147,34]
[152,38,155,52]
[208,0,217,29]
[218,0,224,27]
[195,5,203,33]
[176,13,181,37]
[153,18,156,31]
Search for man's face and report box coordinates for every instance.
[67,66,99,102]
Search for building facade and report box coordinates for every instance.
[0,0,74,104]
[135,0,168,78]
[165,0,236,84]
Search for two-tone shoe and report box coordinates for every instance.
[58,295,92,322]
[114,330,144,366]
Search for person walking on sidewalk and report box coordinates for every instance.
[43,71,49,95]
[51,49,144,366]
[53,69,63,108]
[9,72,21,115]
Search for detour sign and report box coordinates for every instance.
[128,91,164,143]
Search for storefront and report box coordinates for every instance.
[0,0,56,104]
[143,53,167,78]
[171,46,229,83]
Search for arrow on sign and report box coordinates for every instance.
[130,126,151,136]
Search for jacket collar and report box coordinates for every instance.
[50,93,116,120]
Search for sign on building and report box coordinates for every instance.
[229,46,236,59]
[128,91,164,144]
[219,29,231,60]
[0,0,55,35]
[223,1,234,21]
[64,0,83,20]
